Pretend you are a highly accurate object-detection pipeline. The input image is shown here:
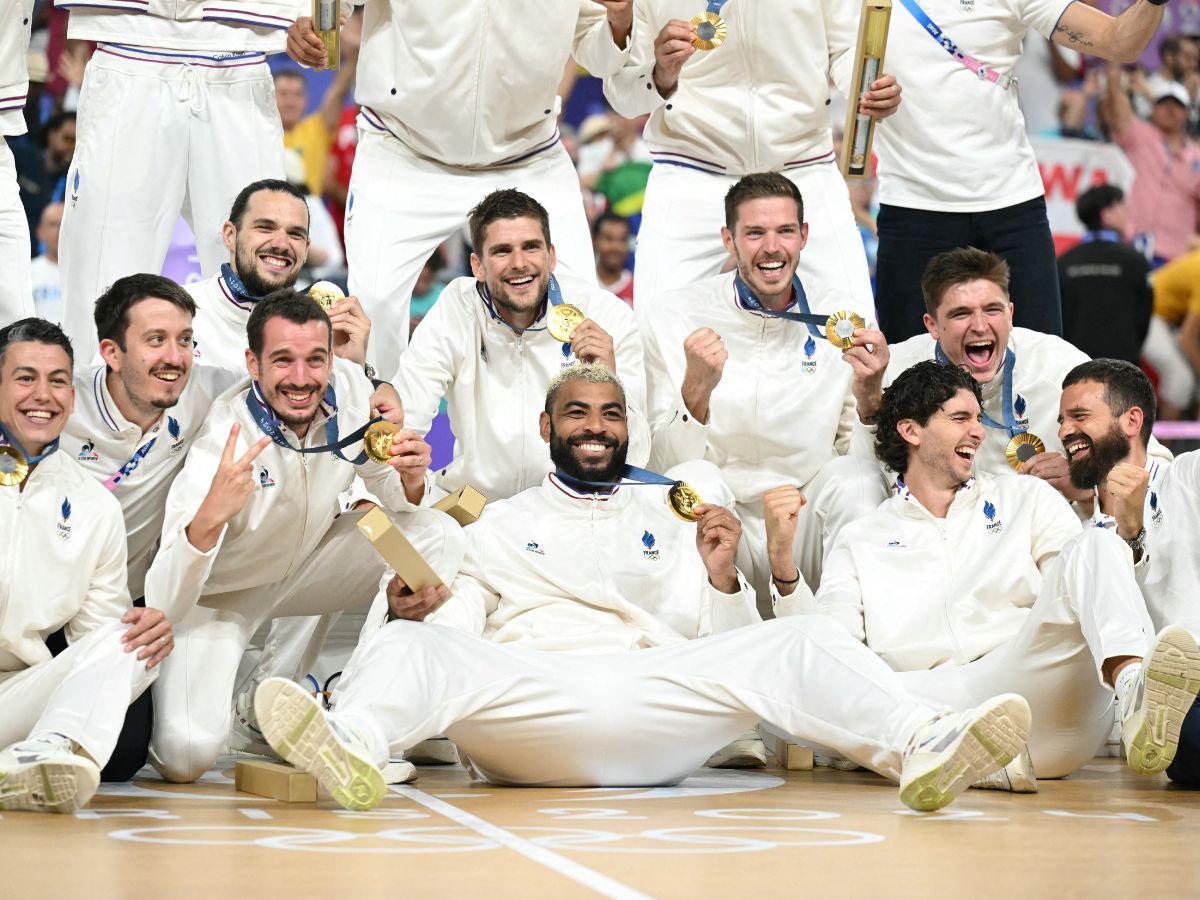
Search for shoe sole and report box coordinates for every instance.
[254,678,386,811]
[901,694,1031,812]
[0,757,99,813]
[1126,626,1200,776]
[706,739,768,769]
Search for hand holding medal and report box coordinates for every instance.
[363,420,432,504]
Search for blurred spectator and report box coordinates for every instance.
[276,14,360,197]
[1058,185,1151,366]
[1145,249,1200,420]
[324,102,360,247]
[1151,36,1200,134]
[592,212,634,307]
[12,110,74,242]
[1041,81,1102,141]
[282,148,344,283]
[1016,38,1082,136]
[409,247,448,335]
[29,201,63,323]
[1103,66,1200,266]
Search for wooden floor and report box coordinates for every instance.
[4,757,1199,898]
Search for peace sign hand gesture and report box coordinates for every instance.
[186,423,272,552]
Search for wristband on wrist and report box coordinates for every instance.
[772,569,801,586]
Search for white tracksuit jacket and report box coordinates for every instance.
[874,328,1172,477]
[144,357,419,620]
[642,271,857,501]
[807,472,1082,671]
[187,272,257,372]
[394,274,650,503]
[602,0,856,176]
[351,0,632,168]
[428,461,759,651]
[57,0,302,51]
[64,365,244,599]
[0,446,131,674]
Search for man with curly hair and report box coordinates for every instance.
[771,360,1200,790]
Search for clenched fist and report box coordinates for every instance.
[1104,462,1149,541]
[681,327,727,424]
[763,485,806,593]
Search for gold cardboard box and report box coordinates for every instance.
[313,0,340,69]
[235,759,317,803]
[356,507,444,590]
[840,0,892,180]
[432,485,488,527]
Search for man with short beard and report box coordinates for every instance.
[1059,359,1200,786]
[798,361,1200,789]
[250,363,1034,815]
[854,247,1171,501]
[143,290,462,783]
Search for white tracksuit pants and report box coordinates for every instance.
[345,129,597,379]
[740,455,889,613]
[632,161,874,318]
[0,137,33,326]
[0,622,157,767]
[897,527,1155,779]
[150,508,463,783]
[59,46,284,366]
[331,614,937,787]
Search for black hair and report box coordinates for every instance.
[246,289,331,357]
[874,361,982,475]
[94,273,197,350]
[0,318,74,373]
[1062,358,1156,446]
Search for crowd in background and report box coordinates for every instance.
[11,1,1200,418]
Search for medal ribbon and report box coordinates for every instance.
[221,262,263,306]
[934,343,1023,439]
[703,0,728,13]
[1080,230,1122,244]
[245,382,370,464]
[895,0,1017,91]
[0,420,60,467]
[553,464,679,494]
[732,272,826,340]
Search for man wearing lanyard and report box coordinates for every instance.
[0,319,173,813]
[142,290,463,783]
[1058,359,1200,787]
[251,364,1033,815]
[601,0,900,319]
[642,173,889,606]
[853,248,1171,500]
[780,360,1200,790]
[284,1,636,378]
[871,0,1176,342]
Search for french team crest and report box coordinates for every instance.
[1013,394,1030,429]
[801,335,819,374]
[168,416,186,453]
[641,530,660,561]
[983,499,1004,533]
[57,497,73,540]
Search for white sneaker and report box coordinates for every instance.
[382,759,418,784]
[1121,626,1200,776]
[405,737,460,766]
[706,731,768,768]
[231,683,279,759]
[971,744,1038,793]
[254,677,387,811]
[899,694,1031,812]
[0,740,100,813]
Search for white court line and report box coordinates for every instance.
[239,808,273,820]
[392,785,653,900]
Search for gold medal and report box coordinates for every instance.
[691,11,727,50]
[363,420,400,464]
[547,304,586,342]
[308,281,346,312]
[824,310,865,350]
[0,445,29,487]
[668,481,703,522]
[1005,432,1045,470]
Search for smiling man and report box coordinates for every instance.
[142,290,463,783]
[251,364,1032,815]
[642,173,887,607]
[854,247,1169,500]
[792,361,1200,788]
[0,318,172,813]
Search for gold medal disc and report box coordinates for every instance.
[308,281,346,312]
[363,420,400,464]
[547,304,586,342]
[1005,432,1045,470]
[824,310,866,350]
[0,445,29,487]
[668,481,704,522]
[690,12,727,50]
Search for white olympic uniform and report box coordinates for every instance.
[602,0,872,315]
[394,273,650,503]
[327,469,945,788]
[0,1,35,326]
[0,446,155,768]
[187,271,257,371]
[642,271,887,600]
[57,0,297,366]
[802,472,1155,777]
[1093,454,1200,643]
[64,364,243,600]
[144,358,464,782]
[872,328,1173,479]
[344,0,632,377]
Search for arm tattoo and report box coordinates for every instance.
[1054,24,1095,47]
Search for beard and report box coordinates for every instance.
[549,425,628,485]
[1067,425,1132,491]
[486,270,550,318]
[235,239,299,298]
[264,382,322,431]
